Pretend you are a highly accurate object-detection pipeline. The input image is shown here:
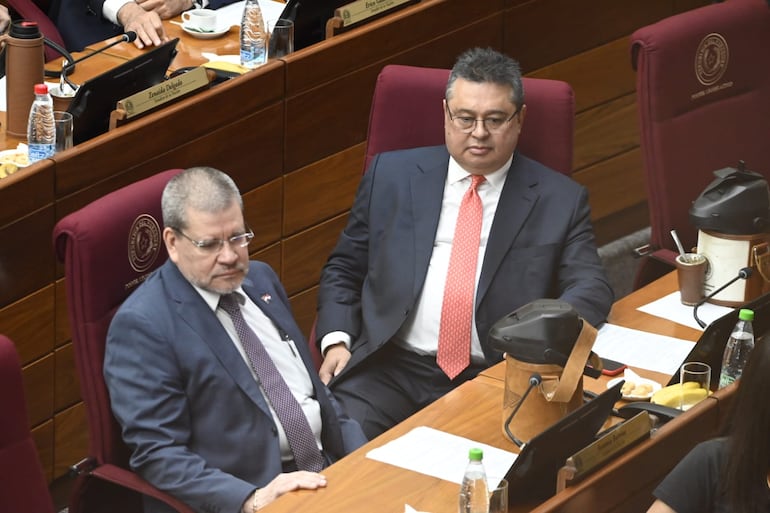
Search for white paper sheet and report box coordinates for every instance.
[636,292,732,331]
[593,323,695,376]
[366,426,517,485]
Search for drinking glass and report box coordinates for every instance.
[268,19,294,59]
[53,111,74,153]
[679,362,710,411]
[488,477,508,513]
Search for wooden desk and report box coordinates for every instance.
[258,273,727,513]
[0,0,711,484]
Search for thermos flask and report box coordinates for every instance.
[1,20,45,137]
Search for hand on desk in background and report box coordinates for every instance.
[137,0,193,21]
[0,5,10,33]
[117,2,168,49]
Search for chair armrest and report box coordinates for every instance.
[92,464,196,513]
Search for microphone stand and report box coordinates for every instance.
[503,373,542,447]
[60,32,138,91]
[693,267,753,328]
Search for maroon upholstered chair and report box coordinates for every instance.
[311,65,576,364]
[364,64,575,175]
[0,335,56,513]
[53,169,194,513]
[631,0,770,288]
[6,0,67,62]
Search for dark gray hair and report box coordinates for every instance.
[161,167,243,230]
[446,47,524,111]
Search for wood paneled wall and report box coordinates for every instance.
[0,0,709,483]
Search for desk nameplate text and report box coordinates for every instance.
[117,67,210,119]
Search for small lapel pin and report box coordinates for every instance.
[260,293,272,304]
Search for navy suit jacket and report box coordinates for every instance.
[105,260,366,513]
[317,146,614,377]
[51,0,237,50]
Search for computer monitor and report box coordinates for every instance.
[67,39,179,145]
[504,380,623,503]
[665,291,770,389]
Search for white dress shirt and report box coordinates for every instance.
[321,154,512,363]
[194,285,323,464]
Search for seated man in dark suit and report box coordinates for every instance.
[51,0,237,50]
[316,47,614,439]
[104,167,366,513]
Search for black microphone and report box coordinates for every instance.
[693,267,753,328]
[60,32,137,89]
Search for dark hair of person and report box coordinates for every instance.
[445,47,524,112]
[720,336,770,512]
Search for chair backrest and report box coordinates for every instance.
[364,64,575,175]
[0,335,56,513]
[53,169,182,469]
[6,0,67,61]
[631,0,770,275]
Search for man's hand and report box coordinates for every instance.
[241,472,327,512]
[319,343,351,385]
[117,2,167,49]
[0,5,11,33]
[135,0,191,20]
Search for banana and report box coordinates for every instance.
[650,382,708,408]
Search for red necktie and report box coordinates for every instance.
[437,174,485,379]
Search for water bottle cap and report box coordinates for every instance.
[34,83,49,95]
[738,309,754,321]
[9,20,41,39]
[468,448,483,461]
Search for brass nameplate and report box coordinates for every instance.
[334,0,414,27]
[117,67,210,120]
[566,411,651,479]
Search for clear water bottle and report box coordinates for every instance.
[27,83,55,163]
[718,308,755,389]
[459,447,489,513]
[240,0,267,69]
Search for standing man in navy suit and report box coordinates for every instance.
[316,47,614,439]
[104,167,366,513]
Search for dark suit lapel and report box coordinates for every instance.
[163,262,272,416]
[476,154,539,305]
[410,149,449,298]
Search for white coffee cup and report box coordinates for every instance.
[182,9,218,32]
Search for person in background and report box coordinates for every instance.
[0,5,11,32]
[315,47,614,439]
[647,338,770,513]
[104,167,366,513]
[51,0,238,51]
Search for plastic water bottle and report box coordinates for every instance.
[27,83,55,163]
[718,308,755,388]
[459,447,489,513]
[240,0,267,69]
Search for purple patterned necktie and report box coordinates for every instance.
[219,293,324,472]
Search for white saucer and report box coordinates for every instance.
[182,24,231,39]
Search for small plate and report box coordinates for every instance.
[182,24,231,39]
[0,148,30,167]
[608,375,662,401]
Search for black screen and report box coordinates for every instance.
[67,39,179,145]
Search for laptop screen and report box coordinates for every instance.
[665,291,770,388]
[504,379,623,503]
[67,38,179,145]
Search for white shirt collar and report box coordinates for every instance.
[447,154,513,191]
[193,284,247,312]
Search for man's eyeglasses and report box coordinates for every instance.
[172,227,254,253]
[445,104,520,133]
